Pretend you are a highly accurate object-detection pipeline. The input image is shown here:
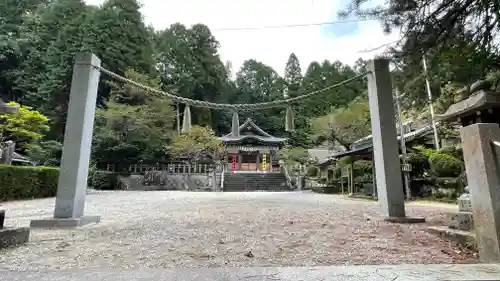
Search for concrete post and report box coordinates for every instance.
[371,158,377,197]
[461,123,500,262]
[366,59,406,218]
[31,53,101,228]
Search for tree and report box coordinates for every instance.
[91,0,154,75]
[0,102,50,150]
[25,140,62,166]
[167,125,225,163]
[312,98,371,150]
[300,60,366,118]
[92,69,176,168]
[0,0,51,102]
[392,29,500,109]
[284,53,302,98]
[340,0,500,56]
[276,146,309,167]
[155,23,229,133]
[235,59,286,136]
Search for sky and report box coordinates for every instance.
[84,0,401,76]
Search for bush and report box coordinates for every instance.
[406,152,428,178]
[429,153,463,177]
[306,165,319,177]
[0,165,59,202]
[353,160,372,177]
[439,146,456,155]
[91,170,120,190]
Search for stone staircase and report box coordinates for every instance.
[223,172,289,191]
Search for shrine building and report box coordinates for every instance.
[219,118,287,172]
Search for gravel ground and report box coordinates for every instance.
[0,191,477,270]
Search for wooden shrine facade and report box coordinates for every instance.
[219,118,287,172]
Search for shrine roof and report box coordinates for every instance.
[219,118,287,143]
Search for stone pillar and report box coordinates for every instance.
[461,123,500,262]
[367,59,406,218]
[31,53,101,228]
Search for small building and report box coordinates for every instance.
[219,118,287,172]
[317,123,440,167]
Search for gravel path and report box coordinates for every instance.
[0,191,476,270]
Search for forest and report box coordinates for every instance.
[1,0,500,169]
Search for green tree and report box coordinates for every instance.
[155,23,229,133]
[284,53,302,98]
[0,0,50,102]
[0,102,50,149]
[276,146,309,167]
[312,99,371,150]
[235,59,286,136]
[339,0,500,56]
[25,140,62,166]
[92,70,175,168]
[301,60,366,118]
[91,0,154,76]
[167,125,224,162]
[392,29,500,110]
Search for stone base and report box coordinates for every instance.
[30,215,100,228]
[384,216,426,224]
[428,226,475,249]
[365,214,426,224]
[0,227,30,249]
[449,212,474,231]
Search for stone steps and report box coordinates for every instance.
[223,172,289,191]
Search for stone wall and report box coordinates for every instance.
[118,172,219,191]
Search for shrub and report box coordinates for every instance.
[406,152,428,178]
[429,153,463,177]
[353,160,372,177]
[91,170,120,190]
[0,165,59,202]
[332,166,342,178]
[355,173,373,183]
[338,155,360,167]
[306,165,319,177]
[439,146,456,155]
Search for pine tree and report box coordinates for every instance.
[284,53,302,98]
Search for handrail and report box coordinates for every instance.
[281,163,293,189]
[220,168,225,191]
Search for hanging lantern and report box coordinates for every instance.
[231,155,237,172]
[261,153,267,172]
[181,104,192,133]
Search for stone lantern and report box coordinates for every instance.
[0,100,20,164]
[0,100,20,114]
[436,80,500,231]
[0,100,28,249]
[438,80,500,126]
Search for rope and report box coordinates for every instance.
[95,65,370,111]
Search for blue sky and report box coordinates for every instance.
[85,0,400,77]
[320,0,360,37]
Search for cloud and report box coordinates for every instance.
[85,0,400,76]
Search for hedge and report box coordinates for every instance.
[0,165,59,202]
[91,170,120,190]
[429,153,463,177]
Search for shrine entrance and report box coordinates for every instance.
[240,151,258,171]
[219,118,286,173]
